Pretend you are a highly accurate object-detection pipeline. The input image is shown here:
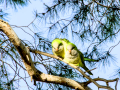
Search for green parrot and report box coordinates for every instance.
[52,38,97,61]
[64,42,93,75]
[51,38,70,58]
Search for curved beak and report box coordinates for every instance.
[69,49,71,53]
[56,48,58,51]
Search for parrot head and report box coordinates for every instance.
[66,43,78,56]
[52,39,64,53]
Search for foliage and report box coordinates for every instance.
[0,9,8,21]
[0,0,120,89]
[0,0,29,8]
[34,0,120,89]
[35,0,120,67]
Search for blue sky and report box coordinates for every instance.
[1,0,120,90]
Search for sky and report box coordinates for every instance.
[1,0,120,90]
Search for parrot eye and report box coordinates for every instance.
[58,43,63,48]
[52,46,56,49]
[72,47,75,50]
[59,43,63,46]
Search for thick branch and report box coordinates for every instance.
[0,19,87,90]
[0,19,37,78]
[0,19,115,90]
[33,73,87,90]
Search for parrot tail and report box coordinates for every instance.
[82,66,93,75]
[84,58,98,62]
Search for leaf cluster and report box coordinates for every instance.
[0,0,29,9]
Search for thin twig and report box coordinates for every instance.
[29,48,114,90]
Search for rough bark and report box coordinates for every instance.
[0,19,90,90]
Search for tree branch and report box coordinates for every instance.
[93,0,120,10]
[85,77,119,85]
[29,48,114,90]
[0,19,38,82]
[0,19,88,90]
[0,19,116,90]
